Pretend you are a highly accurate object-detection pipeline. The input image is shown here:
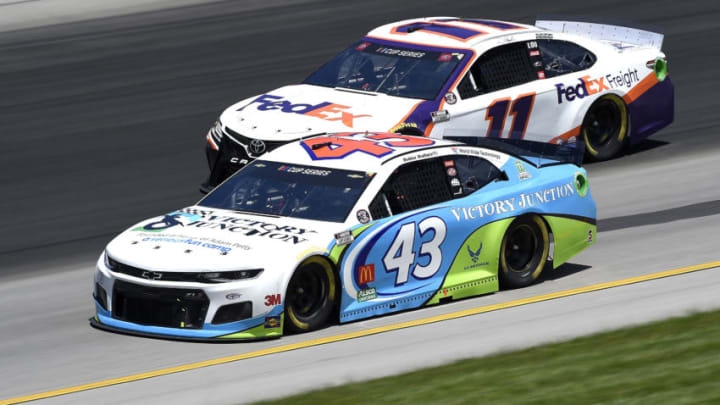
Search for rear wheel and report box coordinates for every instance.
[499,215,550,288]
[284,257,337,333]
[582,94,629,161]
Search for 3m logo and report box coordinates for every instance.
[358,264,375,285]
[264,294,282,306]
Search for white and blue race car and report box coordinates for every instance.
[201,16,673,191]
[92,133,596,340]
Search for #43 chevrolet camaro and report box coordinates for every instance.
[200,16,673,191]
[92,133,596,341]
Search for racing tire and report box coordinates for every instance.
[582,94,629,161]
[284,257,337,334]
[499,215,550,289]
[392,126,424,137]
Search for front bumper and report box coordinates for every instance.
[92,256,285,341]
[89,313,283,342]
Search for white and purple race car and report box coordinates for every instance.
[200,16,673,191]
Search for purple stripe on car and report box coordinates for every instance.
[627,77,674,143]
[363,37,473,133]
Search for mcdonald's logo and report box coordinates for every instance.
[358,264,375,284]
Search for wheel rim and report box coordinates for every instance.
[584,98,622,149]
[287,266,327,322]
[504,224,538,272]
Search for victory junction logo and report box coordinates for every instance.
[134,212,201,232]
[133,210,316,244]
[451,182,576,222]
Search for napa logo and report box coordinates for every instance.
[464,241,488,270]
[238,94,371,128]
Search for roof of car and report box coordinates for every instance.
[261,132,465,171]
[366,17,541,49]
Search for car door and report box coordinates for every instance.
[338,153,505,322]
[438,38,579,143]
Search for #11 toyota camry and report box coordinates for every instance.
[92,133,596,341]
[200,16,673,191]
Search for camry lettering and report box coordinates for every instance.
[239,94,372,128]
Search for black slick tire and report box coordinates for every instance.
[284,257,337,334]
[499,215,550,288]
[582,94,629,161]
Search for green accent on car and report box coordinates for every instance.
[217,314,284,339]
[131,226,161,232]
[574,172,588,198]
[425,219,512,305]
[544,216,596,268]
[328,223,373,265]
[654,57,668,82]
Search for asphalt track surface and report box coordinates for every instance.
[1,0,720,403]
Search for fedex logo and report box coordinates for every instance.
[555,68,640,104]
[555,76,609,104]
[239,94,371,128]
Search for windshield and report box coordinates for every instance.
[199,161,373,223]
[303,40,464,100]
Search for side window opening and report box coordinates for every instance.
[369,158,453,220]
[450,155,502,196]
[538,40,596,78]
[369,192,392,220]
[458,42,536,99]
[368,155,502,221]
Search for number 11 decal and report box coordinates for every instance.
[485,93,536,139]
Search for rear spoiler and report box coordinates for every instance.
[446,136,585,168]
[535,15,664,50]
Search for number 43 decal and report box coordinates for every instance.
[383,217,447,285]
[485,93,535,139]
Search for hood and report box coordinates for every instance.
[106,207,339,273]
[219,84,421,141]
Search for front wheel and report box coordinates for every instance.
[499,215,550,288]
[582,94,629,161]
[284,257,337,334]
